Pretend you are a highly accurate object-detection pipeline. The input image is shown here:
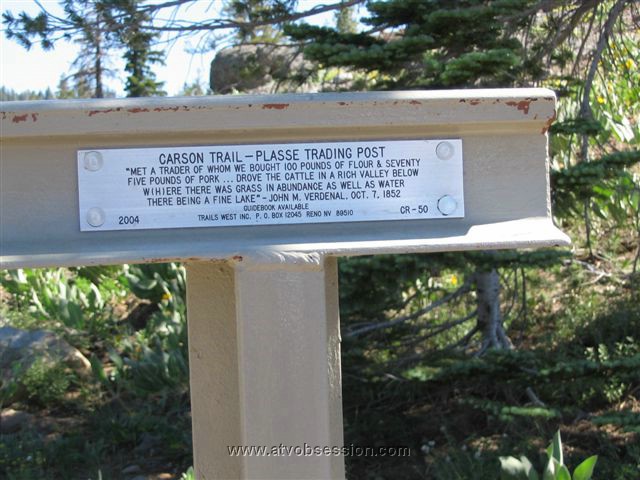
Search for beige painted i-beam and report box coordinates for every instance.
[1,90,568,479]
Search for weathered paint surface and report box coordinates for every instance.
[1,89,557,140]
[187,257,344,479]
[1,88,567,270]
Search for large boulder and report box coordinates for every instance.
[210,44,313,94]
[0,325,91,404]
[0,408,34,433]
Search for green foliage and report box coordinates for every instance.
[286,22,432,71]
[0,363,21,408]
[124,262,185,304]
[549,118,604,137]
[552,150,640,217]
[440,48,521,86]
[1,263,192,477]
[463,398,561,422]
[87,263,191,398]
[179,80,208,96]
[339,254,436,322]
[104,310,189,397]
[287,0,534,88]
[592,410,640,434]
[500,431,597,480]
[0,267,125,336]
[180,466,195,480]
[2,9,52,50]
[0,86,54,101]
[225,0,296,42]
[116,0,165,97]
[547,12,639,249]
[21,358,72,406]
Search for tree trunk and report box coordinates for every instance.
[475,269,512,355]
[94,20,104,99]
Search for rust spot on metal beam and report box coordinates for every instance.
[541,110,557,135]
[7,113,40,123]
[145,257,172,263]
[505,99,533,114]
[262,103,289,110]
[153,106,180,112]
[12,114,28,123]
[469,99,481,105]
[87,108,122,117]
[408,100,421,105]
[127,107,150,113]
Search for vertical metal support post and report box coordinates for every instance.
[186,255,344,479]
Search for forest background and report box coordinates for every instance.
[1,1,639,479]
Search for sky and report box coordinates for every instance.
[0,0,337,97]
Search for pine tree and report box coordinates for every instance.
[114,0,165,97]
[3,0,117,98]
[3,0,164,98]
[286,0,535,89]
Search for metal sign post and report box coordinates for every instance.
[1,90,568,479]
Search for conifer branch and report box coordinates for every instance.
[345,280,473,338]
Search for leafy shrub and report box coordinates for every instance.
[22,358,72,406]
[1,267,125,336]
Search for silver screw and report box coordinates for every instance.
[437,195,457,216]
[86,207,105,227]
[83,151,103,171]
[436,141,454,160]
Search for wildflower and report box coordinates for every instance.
[596,96,605,104]
[162,292,172,301]
[625,58,635,70]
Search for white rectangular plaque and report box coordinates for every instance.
[77,140,464,231]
